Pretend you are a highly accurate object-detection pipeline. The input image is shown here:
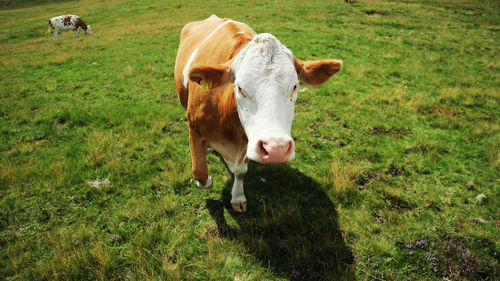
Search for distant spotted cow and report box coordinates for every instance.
[46,15,92,40]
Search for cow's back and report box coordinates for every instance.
[174,15,255,109]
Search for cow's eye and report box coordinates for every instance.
[237,86,246,98]
[290,84,298,97]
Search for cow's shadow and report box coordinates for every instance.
[206,163,355,281]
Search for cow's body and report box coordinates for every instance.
[46,15,92,40]
[175,15,342,211]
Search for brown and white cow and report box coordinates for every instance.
[46,15,92,40]
[174,15,342,212]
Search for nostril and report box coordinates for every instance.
[258,141,268,156]
[286,140,293,154]
[255,138,294,163]
[285,141,291,151]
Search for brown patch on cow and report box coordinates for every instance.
[74,17,87,30]
[63,16,72,26]
[48,19,54,29]
[227,23,253,60]
[218,86,238,126]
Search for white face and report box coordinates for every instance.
[232,33,299,163]
[86,26,92,35]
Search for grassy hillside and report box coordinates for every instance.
[1,0,498,280]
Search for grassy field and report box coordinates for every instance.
[1,0,499,280]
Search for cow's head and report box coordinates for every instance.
[189,33,342,164]
[86,25,92,35]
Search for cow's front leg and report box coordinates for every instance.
[189,128,212,189]
[226,160,248,212]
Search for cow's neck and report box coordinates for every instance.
[75,18,87,31]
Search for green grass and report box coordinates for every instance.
[1,0,499,280]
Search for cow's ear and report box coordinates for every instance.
[294,57,342,86]
[189,65,231,90]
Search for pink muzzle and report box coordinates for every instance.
[257,138,294,164]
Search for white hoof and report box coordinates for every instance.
[231,202,247,213]
[231,200,247,212]
[196,176,213,189]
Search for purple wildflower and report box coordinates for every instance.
[291,269,301,278]
[429,263,438,273]
[416,240,427,249]
[406,243,415,250]
[392,168,402,175]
